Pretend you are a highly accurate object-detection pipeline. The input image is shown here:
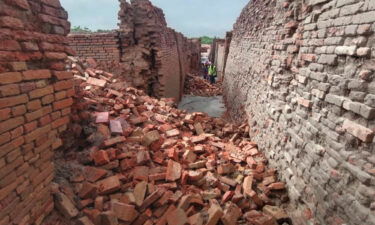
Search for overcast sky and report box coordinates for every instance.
[60,0,248,38]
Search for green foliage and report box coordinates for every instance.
[200,36,214,44]
[71,26,92,33]
[97,29,113,33]
[70,26,114,33]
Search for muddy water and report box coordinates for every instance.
[178,95,226,117]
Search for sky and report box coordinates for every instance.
[60,0,249,38]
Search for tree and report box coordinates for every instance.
[200,36,214,44]
[71,26,92,33]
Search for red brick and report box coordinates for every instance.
[41,0,61,8]
[51,111,61,120]
[84,166,107,182]
[0,72,22,85]
[54,71,73,80]
[27,99,42,111]
[9,62,27,71]
[12,104,26,116]
[39,114,52,126]
[29,85,53,99]
[79,182,97,199]
[301,54,316,62]
[206,202,224,225]
[61,107,71,116]
[92,150,110,166]
[87,77,107,87]
[0,84,20,97]
[0,16,24,29]
[25,108,43,122]
[10,126,23,139]
[4,0,30,10]
[54,80,73,91]
[24,124,51,143]
[0,108,11,121]
[66,88,75,97]
[111,201,139,222]
[24,121,37,133]
[0,40,21,51]
[96,175,121,195]
[167,208,188,225]
[53,98,73,111]
[0,94,28,109]
[51,116,69,128]
[342,119,374,142]
[0,116,24,134]
[96,112,109,123]
[166,160,182,181]
[45,52,67,60]
[55,91,66,100]
[23,70,51,80]
[0,132,11,145]
[41,94,55,105]
[243,176,253,197]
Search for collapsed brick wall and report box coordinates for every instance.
[0,0,73,224]
[67,0,201,101]
[224,0,375,224]
[118,0,201,101]
[68,31,120,70]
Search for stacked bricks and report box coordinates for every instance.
[224,0,375,224]
[68,31,121,69]
[0,0,73,224]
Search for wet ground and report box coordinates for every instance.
[178,95,226,117]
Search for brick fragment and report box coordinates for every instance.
[143,130,160,146]
[206,201,224,225]
[111,201,139,222]
[166,208,188,225]
[87,77,107,87]
[166,160,182,181]
[54,192,79,218]
[342,119,374,142]
[110,120,123,134]
[221,203,242,225]
[95,211,119,225]
[84,167,107,182]
[134,181,147,207]
[96,176,121,195]
[96,112,109,123]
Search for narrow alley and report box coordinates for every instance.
[0,0,374,225]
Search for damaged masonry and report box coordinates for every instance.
[0,0,375,225]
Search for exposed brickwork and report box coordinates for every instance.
[67,0,201,101]
[68,31,120,70]
[118,0,201,101]
[224,0,375,224]
[0,0,72,224]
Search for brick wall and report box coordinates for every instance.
[224,0,375,224]
[0,0,72,224]
[67,0,201,101]
[68,31,120,70]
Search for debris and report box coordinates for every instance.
[55,56,290,224]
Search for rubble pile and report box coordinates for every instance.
[54,57,290,225]
[184,74,222,97]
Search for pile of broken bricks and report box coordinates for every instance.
[54,57,291,225]
[184,74,222,97]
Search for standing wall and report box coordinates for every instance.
[224,0,375,224]
[0,0,73,224]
